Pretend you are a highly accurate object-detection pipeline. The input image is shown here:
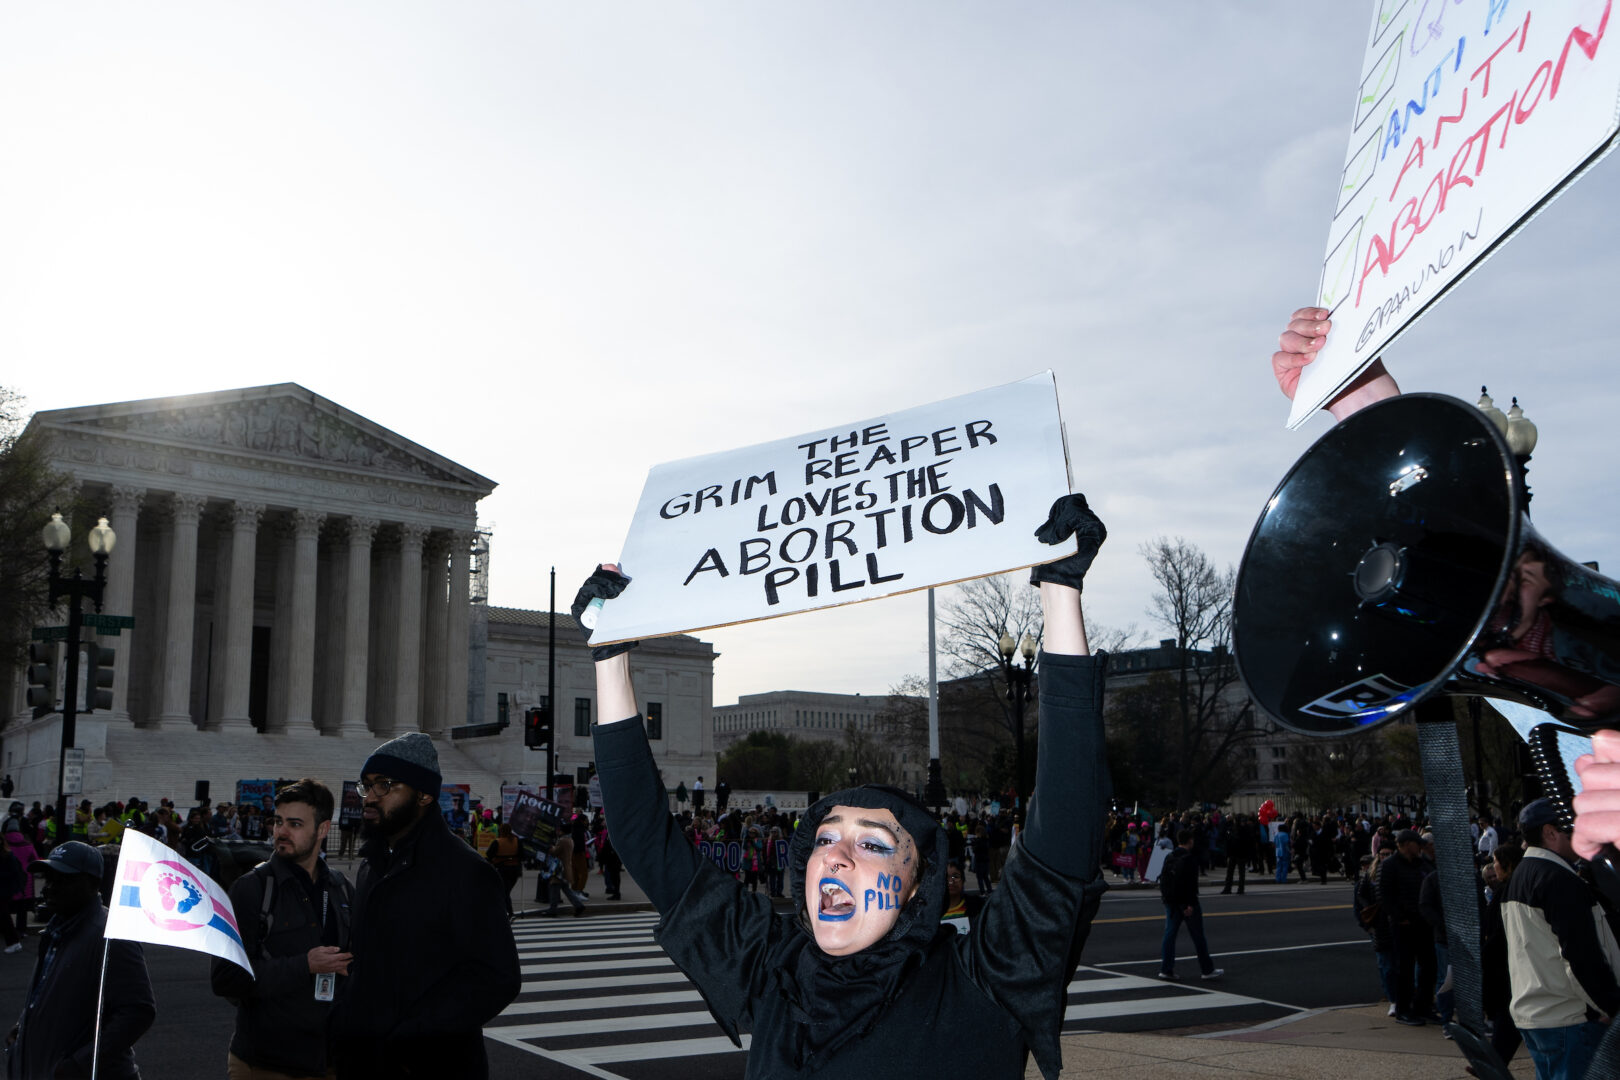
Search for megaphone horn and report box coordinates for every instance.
[1232,393,1620,737]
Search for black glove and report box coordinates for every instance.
[572,564,639,662]
[1029,494,1106,592]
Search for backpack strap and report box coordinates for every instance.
[244,860,277,938]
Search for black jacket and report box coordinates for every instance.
[598,651,1110,1080]
[6,904,154,1080]
[1355,868,1393,952]
[210,856,354,1077]
[329,809,521,1079]
[1376,852,1431,929]
[1159,847,1200,909]
[1418,867,1448,946]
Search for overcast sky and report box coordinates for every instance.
[5,4,1617,708]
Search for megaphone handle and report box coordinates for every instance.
[1526,723,1620,908]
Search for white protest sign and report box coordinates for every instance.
[591,372,1073,644]
[1290,0,1620,428]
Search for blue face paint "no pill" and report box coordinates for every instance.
[864,871,905,912]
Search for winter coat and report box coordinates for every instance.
[5,904,153,1079]
[211,856,354,1077]
[329,809,521,1078]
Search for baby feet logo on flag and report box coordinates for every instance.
[104,828,253,976]
[137,862,211,932]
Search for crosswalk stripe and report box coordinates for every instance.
[510,971,690,993]
[522,956,676,977]
[501,990,704,1016]
[573,1035,751,1065]
[516,930,657,944]
[508,919,654,932]
[518,945,669,960]
[1066,972,1179,994]
[489,1009,718,1040]
[1064,990,1265,1021]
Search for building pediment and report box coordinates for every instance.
[31,383,495,493]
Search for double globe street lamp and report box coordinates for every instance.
[998,630,1037,807]
[36,511,117,840]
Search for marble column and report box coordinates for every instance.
[157,493,208,727]
[339,518,378,737]
[266,519,295,734]
[283,510,325,735]
[104,486,144,723]
[421,534,450,736]
[392,524,428,735]
[205,515,233,729]
[216,502,264,731]
[445,530,472,732]
[369,533,399,734]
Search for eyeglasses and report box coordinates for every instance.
[355,778,399,797]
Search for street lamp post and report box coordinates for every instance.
[998,631,1036,807]
[41,511,116,841]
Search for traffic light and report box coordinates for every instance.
[84,646,115,713]
[525,705,553,751]
[25,643,56,719]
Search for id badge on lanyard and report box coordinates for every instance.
[314,888,335,1002]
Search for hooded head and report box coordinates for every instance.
[789,784,948,957]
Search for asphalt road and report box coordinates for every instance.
[0,874,1382,1079]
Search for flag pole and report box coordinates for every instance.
[90,937,110,1080]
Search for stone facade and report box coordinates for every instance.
[462,607,718,793]
[713,689,926,792]
[2,384,496,802]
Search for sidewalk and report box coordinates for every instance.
[1051,1006,1535,1079]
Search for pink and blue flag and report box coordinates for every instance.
[104,828,254,976]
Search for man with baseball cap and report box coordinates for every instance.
[1377,827,1436,1025]
[5,842,154,1079]
[1504,797,1620,1080]
[329,733,520,1079]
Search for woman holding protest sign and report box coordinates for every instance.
[578,494,1111,1079]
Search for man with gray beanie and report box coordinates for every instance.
[329,733,520,1079]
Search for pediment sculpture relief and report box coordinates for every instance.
[81,400,460,483]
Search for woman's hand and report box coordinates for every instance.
[572,564,638,662]
[577,563,640,724]
[1270,305,1400,421]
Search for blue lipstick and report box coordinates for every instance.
[817,876,855,921]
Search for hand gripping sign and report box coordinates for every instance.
[1291,0,1620,427]
[589,372,1075,645]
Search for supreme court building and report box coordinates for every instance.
[1,384,717,805]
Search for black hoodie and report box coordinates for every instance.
[595,651,1109,1079]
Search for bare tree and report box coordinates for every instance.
[1139,536,1263,808]
[0,388,73,668]
[931,573,1138,802]
[1288,736,1389,812]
